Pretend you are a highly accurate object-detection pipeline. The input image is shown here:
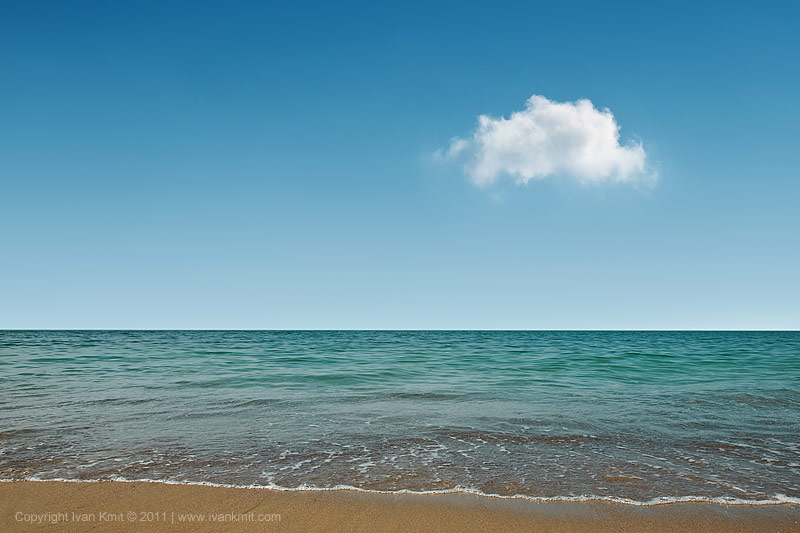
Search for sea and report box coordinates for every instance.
[1,330,798,504]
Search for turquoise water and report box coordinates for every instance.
[1,331,798,503]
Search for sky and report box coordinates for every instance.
[1,0,799,329]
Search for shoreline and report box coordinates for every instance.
[2,478,798,506]
[2,480,799,532]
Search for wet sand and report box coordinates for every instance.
[1,481,798,532]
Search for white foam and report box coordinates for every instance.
[1,477,798,506]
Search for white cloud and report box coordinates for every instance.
[438,95,655,186]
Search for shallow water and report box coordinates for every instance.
[1,330,798,503]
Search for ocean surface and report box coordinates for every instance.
[1,330,799,504]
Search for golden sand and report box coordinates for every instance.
[2,481,798,532]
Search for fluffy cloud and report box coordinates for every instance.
[438,95,655,186]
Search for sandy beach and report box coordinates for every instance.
[1,481,798,532]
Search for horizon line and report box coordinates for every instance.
[1,328,798,332]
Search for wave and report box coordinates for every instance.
[2,477,798,506]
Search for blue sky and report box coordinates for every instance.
[1,1,798,329]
